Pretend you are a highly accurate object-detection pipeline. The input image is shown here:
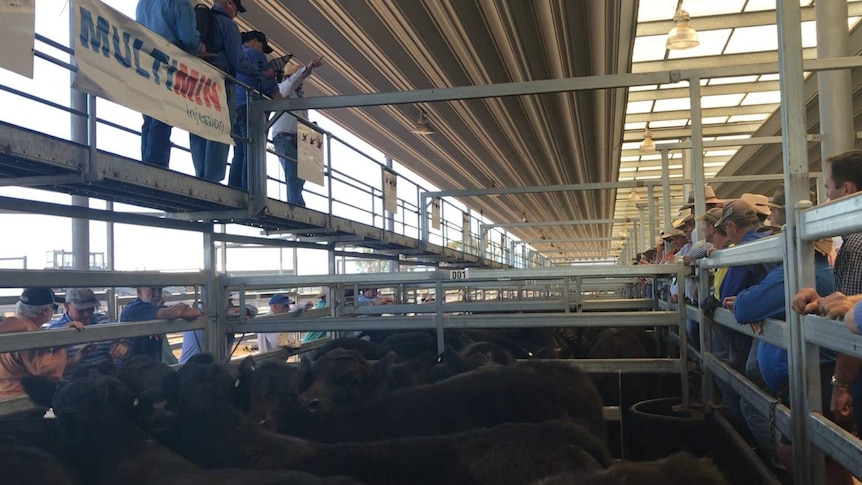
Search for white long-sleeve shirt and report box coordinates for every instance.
[270,66,309,136]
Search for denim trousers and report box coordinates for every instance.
[189,133,229,182]
[274,135,305,206]
[140,115,173,168]
[228,105,248,189]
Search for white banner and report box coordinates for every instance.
[297,123,324,185]
[382,168,397,214]
[431,197,440,230]
[72,0,232,144]
[0,0,35,78]
[462,211,470,249]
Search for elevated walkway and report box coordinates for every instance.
[0,121,502,268]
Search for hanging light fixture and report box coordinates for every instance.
[411,109,435,135]
[666,9,699,50]
[639,127,656,153]
[627,189,642,202]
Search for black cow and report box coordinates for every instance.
[531,453,728,485]
[288,359,605,442]
[583,328,650,407]
[311,338,391,361]
[172,358,612,485]
[21,375,360,485]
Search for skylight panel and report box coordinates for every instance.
[705,149,739,157]
[630,84,658,92]
[800,21,818,48]
[632,35,669,63]
[759,74,780,81]
[708,75,759,86]
[715,134,752,140]
[626,100,654,114]
[682,0,746,17]
[637,0,679,23]
[639,154,662,161]
[667,29,732,58]
[724,25,778,54]
[625,122,647,130]
[704,161,727,168]
[648,119,689,128]
[728,114,770,123]
[741,91,781,105]
[620,156,641,163]
[702,116,729,125]
[701,94,744,109]
[653,98,690,112]
[619,167,638,172]
[621,142,641,150]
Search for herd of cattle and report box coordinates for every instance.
[0,327,729,484]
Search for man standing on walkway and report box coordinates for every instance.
[189,0,253,183]
[135,0,204,168]
[121,287,200,362]
[271,57,323,206]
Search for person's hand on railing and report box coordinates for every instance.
[64,320,85,331]
[748,322,763,335]
[109,341,129,361]
[722,296,736,311]
[791,287,821,315]
[831,385,854,423]
[818,291,862,320]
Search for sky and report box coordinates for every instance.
[0,0,500,286]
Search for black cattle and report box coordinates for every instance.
[311,338,391,361]
[0,445,74,485]
[235,357,301,431]
[297,348,398,413]
[531,453,728,485]
[289,359,605,442]
[583,328,650,407]
[173,358,612,485]
[21,375,359,485]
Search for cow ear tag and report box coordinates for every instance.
[133,397,139,407]
[234,378,241,388]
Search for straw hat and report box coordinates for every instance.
[740,193,771,217]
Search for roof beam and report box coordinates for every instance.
[623,123,763,141]
[629,81,780,101]
[636,3,862,36]
[626,104,778,123]
[633,48,817,73]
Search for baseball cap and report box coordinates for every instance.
[19,287,58,306]
[713,199,758,228]
[242,30,273,54]
[65,288,100,310]
[234,0,248,13]
[269,294,291,306]
[694,207,724,227]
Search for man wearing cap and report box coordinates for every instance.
[257,294,294,353]
[740,193,773,227]
[0,288,82,397]
[135,0,206,169]
[228,30,281,190]
[120,287,201,362]
[46,288,129,378]
[189,0,256,183]
[271,56,324,207]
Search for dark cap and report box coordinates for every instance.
[714,199,758,228]
[65,288,100,310]
[242,30,273,54]
[19,287,58,306]
[269,294,291,306]
[695,207,724,227]
[234,0,247,13]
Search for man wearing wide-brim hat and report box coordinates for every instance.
[680,184,724,211]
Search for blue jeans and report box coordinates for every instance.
[190,134,229,182]
[228,105,248,189]
[140,115,173,168]
[274,134,305,206]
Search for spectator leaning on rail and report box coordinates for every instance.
[792,149,862,431]
[734,239,845,480]
[120,287,200,363]
[0,288,83,398]
[135,0,205,169]
[271,56,324,207]
[46,288,129,378]
[228,30,281,190]
[189,0,257,183]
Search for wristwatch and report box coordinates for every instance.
[831,375,851,389]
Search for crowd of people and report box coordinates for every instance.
[635,149,862,484]
[135,0,323,207]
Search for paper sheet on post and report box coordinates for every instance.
[72,0,232,144]
[0,0,36,79]
[296,123,324,185]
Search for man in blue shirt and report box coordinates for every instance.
[735,244,836,469]
[135,0,204,169]
[120,287,200,362]
[47,288,129,377]
[228,30,280,190]
[189,0,253,183]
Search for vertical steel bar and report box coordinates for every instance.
[777,0,819,482]
[106,201,116,320]
[247,99,268,216]
[689,79,706,243]
[661,148,672,236]
[203,226,225,362]
[648,185,656,249]
[677,263,689,409]
[815,0,854,166]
